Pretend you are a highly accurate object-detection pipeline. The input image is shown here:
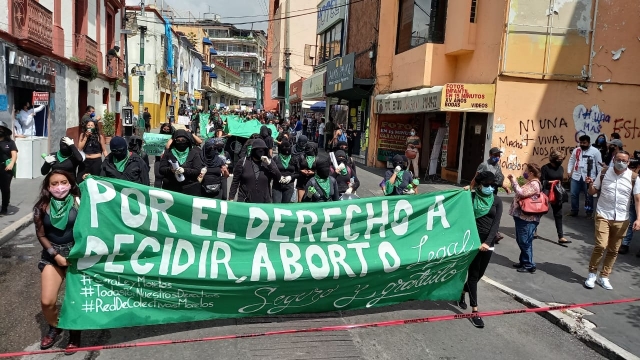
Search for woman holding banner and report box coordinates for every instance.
[33,170,82,353]
[296,142,317,202]
[458,171,503,328]
[159,130,203,196]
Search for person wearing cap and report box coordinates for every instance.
[100,137,150,185]
[127,135,149,168]
[567,135,602,217]
[604,138,623,169]
[229,138,281,203]
[0,121,18,215]
[159,130,203,195]
[383,155,415,196]
[467,147,510,194]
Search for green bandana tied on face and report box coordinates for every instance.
[384,170,405,195]
[49,195,74,230]
[280,154,291,169]
[472,190,495,218]
[314,175,330,197]
[113,152,130,173]
[171,148,190,165]
[56,151,69,163]
[306,156,316,169]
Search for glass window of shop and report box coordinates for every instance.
[316,21,343,65]
[396,0,448,53]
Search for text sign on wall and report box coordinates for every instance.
[32,92,49,105]
[326,53,355,95]
[375,87,442,114]
[302,71,326,100]
[440,84,495,112]
[6,48,56,91]
[317,0,346,34]
[377,120,413,161]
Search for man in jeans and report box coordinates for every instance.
[567,135,602,217]
[584,151,640,290]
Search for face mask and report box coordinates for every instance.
[59,144,71,156]
[49,184,71,199]
[297,142,307,150]
[580,145,590,151]
[523,172,529,179]
[614,161,628,171]
[337,157,346,164]
[490,156,500,164]
[598,138,606,144]
[90,112,96,118]
[111,148,127,160]
[553,159,563,165]
[215,145,225,152]
[481,185,494,195]
[253,149,266,159]
[609,146,616,152]
[410,131,416,136]
[280,148,291,155]
[174,141,190,152]
[317,166,331,179]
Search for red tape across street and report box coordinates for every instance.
[2,297,639,358]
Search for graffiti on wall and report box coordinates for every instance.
[572,105,611,142]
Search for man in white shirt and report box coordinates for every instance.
[318,119,326,150]
[585,150,640,290]
[567,135,602,217]
[16,101,45,136]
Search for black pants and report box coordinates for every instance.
[272,184,296,203]
[0,169,12,211]
[463,250,493,308]
[551,202,563,238]
[78,157,103,182]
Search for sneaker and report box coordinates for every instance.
[584,273,597,289]
[40,326,62,350]
[597,277,613,290]
[618,245,629,254]
[457,293,467,310]
[469,312,485,328]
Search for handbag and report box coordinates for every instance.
[405,148,418,160]
[202,184,221,196]
[518,180,549,215]
[552,181,568,204]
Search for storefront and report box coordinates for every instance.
[270,79,285,118]
[289,78,304,115]
[371,84,495,183]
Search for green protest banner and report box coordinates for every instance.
[142,133,171,156]
[223,115,279,138]
[59,177,479,330]
[198,113,211,139]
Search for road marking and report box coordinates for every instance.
[15,244,35,248]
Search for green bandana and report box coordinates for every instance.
[246,146,252,156]
[315,175,331,197]
[472,191,495,218]
[49,195,74,230]
[113,152,130,173]
[280,154,291,169]
[306,156,316,169]
[171,148,190,165]
[384,171,405,195]
[56,151,70,163]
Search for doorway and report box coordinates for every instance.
[78,80,88,123]
[461,112,488,182]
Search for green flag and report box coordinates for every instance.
[58,177,479,330]
[199,113,211,139]
[223,115,279,138]
[142,133,171,156]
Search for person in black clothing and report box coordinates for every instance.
[127,135,149,168]
[331,150,360,197]
[100,137,150,185]
[346,123,357,157]
[383,155,414,196]
[41,137,83,180]
[593,134,608,162]
[296,142,317,202]
[143,107,151,133]
[272,140,299,203]
[77,120,107,181]
[260,125,274,158]
[153,123,175,188]
[458,171,503,329]
[0,121,18,215]
[200,137,230,199]
[303,159,339,202]
[336,141,357,174]
[159,130,203,195]
[292,135,308,157]
[229,139,281,203]
[541,149,570,244]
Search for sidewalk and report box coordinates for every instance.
[0,176,42,246]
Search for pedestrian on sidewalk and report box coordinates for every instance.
[603,138,623,167]
[567,135,602,217]
[541,149,570,245]
[318,118,325,150]
[41,137,83,181]
[584,151,640,290]
[324,118,335,150]
[77,120,107,182]
[0,121,18,215]
[619,153,640,255]
[33,170,81,353]
[405,128,421,179]
[508,163,543,273]
[458,171,503,328]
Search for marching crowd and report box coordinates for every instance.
[1,111,640,352]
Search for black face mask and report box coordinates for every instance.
[174,141,190,152]
[337,157,346,164]
[609,146,616,152]
[580,145,590,151]
[297,141,307,150]
[280,148,291,156]
[215,145,225,153]
[253,149,266,159]
[111,148,128,161]
[59,143,72,157]
[317,166,331,179]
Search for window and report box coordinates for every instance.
[396,0,448,53]
[316,21,343,65]
[470,0,478,23]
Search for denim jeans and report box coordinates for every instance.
[514,217,539,269]
[623,197,636,246]
[570,178,593,214]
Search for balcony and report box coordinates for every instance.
[105,56,125,80]
[73,34,99,67]
[11,0,53,55]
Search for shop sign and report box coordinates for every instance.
[302,70,325,100]
[6,48,55,91]
[377,120,413,161]
[440,84,495,112]
[317,0,346,34]
[194,91,202,100]
[32,92,49,105]
[375,88,442,114]
[326,53,354,95]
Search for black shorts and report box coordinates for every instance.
[38,242,74,272]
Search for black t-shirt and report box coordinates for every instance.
[143,112,151,123]
[0,139,18,162]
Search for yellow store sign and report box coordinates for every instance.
[440,84,495,112]
[194,91,202,100]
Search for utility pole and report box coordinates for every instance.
[138,1,147,133]
[283,0,291,121]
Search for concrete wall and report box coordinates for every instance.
[50,62,68,151]
[346,0,378,79]
[64,70,80,130]
[61,0,73,58]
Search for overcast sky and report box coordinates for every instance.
[126,0,269,31]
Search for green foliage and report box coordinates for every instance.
[102,110,116,137]
[89,65,99,81]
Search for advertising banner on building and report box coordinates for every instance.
[440,84,495,112]
[317,0,346,34]
[6,48,55,91]
[326,53,355,95]
[375,87,442,114]
[59,177,479,330]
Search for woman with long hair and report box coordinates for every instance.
[33,170,82,353]
[508,163,544,273]
[77,120,107,181]
[541,149,569,244]
[458,171,503,328]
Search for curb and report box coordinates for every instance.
[482,277,640,360]
[0,214,33,247]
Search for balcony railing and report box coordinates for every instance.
[12,0,53,53]
[74,34,99,67]
[105,56,124,79]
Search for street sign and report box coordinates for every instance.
[134,70,146,76]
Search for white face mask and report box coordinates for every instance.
[410,131,416,136]
[614,161,628,171]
